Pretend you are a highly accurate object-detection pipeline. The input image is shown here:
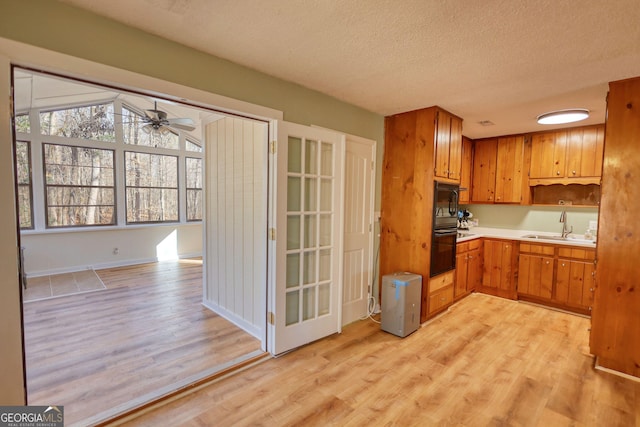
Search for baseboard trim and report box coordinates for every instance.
[594,357,640,383]
[26,253,203,278]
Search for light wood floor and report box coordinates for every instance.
[119,293,640,427]
[23,259,262,426]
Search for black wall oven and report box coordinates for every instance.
[430,181,459,277]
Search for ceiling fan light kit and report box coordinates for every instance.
[537,108,590,125]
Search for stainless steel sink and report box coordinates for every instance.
[521,234,595,244]
[521,234,567,241]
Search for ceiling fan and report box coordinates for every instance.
[140,101,196,134]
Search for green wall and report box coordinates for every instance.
[0,0,385,205]
[462,204,599,236]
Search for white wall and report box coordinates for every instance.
[203,117,267,339]
[21,223,202,276]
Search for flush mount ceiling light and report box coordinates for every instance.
[537,109,590,125]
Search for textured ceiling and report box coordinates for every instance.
[60,0,640,138]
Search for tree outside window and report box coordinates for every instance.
[125,152,178,223]
[43,143,115,227]
[15,140,33,229]
[186,157,203,221]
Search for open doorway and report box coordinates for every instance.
[13,68,269,424]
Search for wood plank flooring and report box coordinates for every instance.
[23,259,261,426]
[119,293,640,427]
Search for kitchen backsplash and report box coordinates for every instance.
[460,204,599,235]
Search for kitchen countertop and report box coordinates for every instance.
[456,226,597,248]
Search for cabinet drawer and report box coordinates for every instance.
[429,286,454,314]
[468,239,482,250]
[558,247,595,260]
[430,270,454,293]
[457,242,469,253]
[520,243,554,255]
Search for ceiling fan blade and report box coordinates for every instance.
[167,118,196,131]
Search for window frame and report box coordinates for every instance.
[42,142,117,229]
[185,156,203,222]
[124,150,180,224]
[14,97,204,233]
[38,101,117,143]
[15,140,34,230]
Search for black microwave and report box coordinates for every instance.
[433,181,459,230]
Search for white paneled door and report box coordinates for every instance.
[342,136,375,325]
[272,122,344,355]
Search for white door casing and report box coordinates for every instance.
[271,121,344,355]
[342,136,375,325]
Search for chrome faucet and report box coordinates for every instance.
[560,210,573,238]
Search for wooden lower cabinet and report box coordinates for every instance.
[478,239,518,299]
[517,243,554,300]
[428,270,454,316]
[455,239,482,299]
[517,243,595,314]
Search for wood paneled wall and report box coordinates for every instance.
[380,107,437,322]
[204,117,268,339]
[590,77,640,377]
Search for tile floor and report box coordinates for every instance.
[23,269,106,302]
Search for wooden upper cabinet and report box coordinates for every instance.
[529,131,567,178]
[529,124,604,183]
[470,138,497,202]
[494,135,525,203]
[471,136,524,204]
[459,136,473,204]
[434,109,463,182]
[566,126,605,178]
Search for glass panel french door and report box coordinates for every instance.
[272,122,344,355]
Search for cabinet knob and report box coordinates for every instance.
[468,255,473,259]
[440,297,445,302]
[545,261,550,265]
[557,171,561,175]
[561,263,566,267]
[590,288,594,292]
[572,170,576,175]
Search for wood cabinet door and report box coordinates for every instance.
[555,259,594,309]
[459,137,473,204]
[483,240,513,290]
[434,110,452,180]
[494,135,524,203]
[566,125,605,178]
[471,138,497,202]
[518,254,553,300]
[529,131,567,179]
[448,116,463,181]
[455,251,468,298]
[467,247,482,292]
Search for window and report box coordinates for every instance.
[40,103,115,142]
[125,152,178,223]
[122,106,180,150]
[43,143,115,228]
[186,157,203,221]
[15,114,30,133]
[186,138,202,153]
[15,141,33,229]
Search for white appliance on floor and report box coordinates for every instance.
[381,272,422,337]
